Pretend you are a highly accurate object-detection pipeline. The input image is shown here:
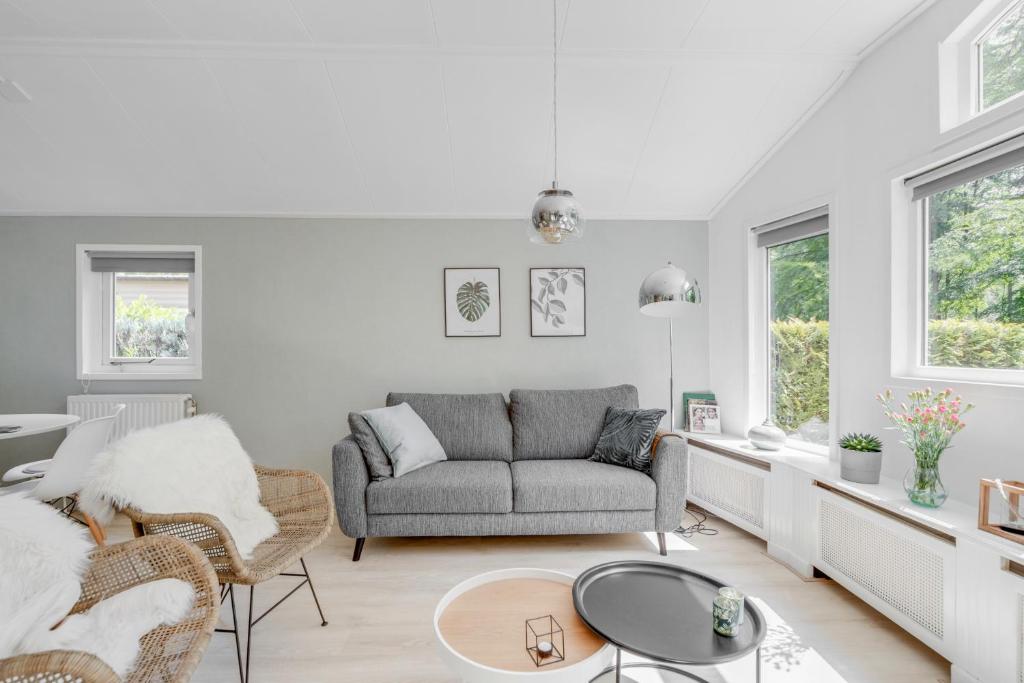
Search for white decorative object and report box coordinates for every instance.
[434,568,613,682]
[747,420,786,450]
[79,414,278,558]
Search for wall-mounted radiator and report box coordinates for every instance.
[67,394,196,441]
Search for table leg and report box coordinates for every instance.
[615,647,622,683]
[755,646,761,683]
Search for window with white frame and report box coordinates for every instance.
[900,138,1024,382]
[77,245,202,380]
[753,209,831,448]
[940,0,1024,130]
[979,0,1024,112]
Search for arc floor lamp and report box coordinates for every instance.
[638,262,702,429]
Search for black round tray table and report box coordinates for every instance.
[573,561,766,682]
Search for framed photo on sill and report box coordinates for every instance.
[688,402,721,434]
[530,267,585,337]
[444,267,501,337]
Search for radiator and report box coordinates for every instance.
[67,394,196,441]
[687,445,769,540]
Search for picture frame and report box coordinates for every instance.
[688,402,721,434]
[529,267,585,337]
[444,267,501,337]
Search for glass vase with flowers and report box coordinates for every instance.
[877,387,973,508]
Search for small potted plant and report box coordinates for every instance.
[838,433,884,484]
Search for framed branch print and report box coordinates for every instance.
[444,267,501,337]
[530,267,585,337]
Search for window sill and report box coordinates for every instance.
[937,93,1024,147]
[79,366,202,381]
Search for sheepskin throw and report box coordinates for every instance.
[0,494,193,677]
[80,414,278,558]
[0,493,93,657]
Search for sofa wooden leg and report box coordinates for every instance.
[657,532,667,556]
[352,537,365,562]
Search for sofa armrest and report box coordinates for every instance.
[651,434,688,532]
[332,435,369,539]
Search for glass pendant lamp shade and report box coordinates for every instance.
[530,185,584,244]
[638,262,702,317]
[529,0,582,244]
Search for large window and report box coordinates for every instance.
[979,0,1024,112]
[756,209,831,448]
[923,158,1024,371]
[77,245,202,380]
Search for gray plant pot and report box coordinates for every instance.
[840,447,883,484]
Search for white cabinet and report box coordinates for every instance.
[954,536,1024,683]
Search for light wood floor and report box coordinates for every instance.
[111,512,949,683]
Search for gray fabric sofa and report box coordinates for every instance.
[331,385,688,561]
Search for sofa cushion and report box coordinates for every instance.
[509,385,639,460]
[367,461,512,515]
[386,392,512,462]
[511,460,655,513]
[348,412,393,481]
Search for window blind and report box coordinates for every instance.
[88,250,195,274]
[753,206,828,249]
[907,134,1024,201]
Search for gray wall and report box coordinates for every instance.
[0,217,709,480]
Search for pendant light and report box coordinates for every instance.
[530,0,584,245]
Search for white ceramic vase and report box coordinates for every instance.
[747,420,787,451]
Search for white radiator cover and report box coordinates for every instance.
[67,394,194,441]
[815,487,956,658]
[687,446,769,539]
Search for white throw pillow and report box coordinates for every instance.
[360,403,446,477]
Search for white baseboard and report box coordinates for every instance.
[767,542,815,579]
[951,664,980,683]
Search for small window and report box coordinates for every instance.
[754,209,831,449]
[77,245,202,380]
[979,1,1024,112]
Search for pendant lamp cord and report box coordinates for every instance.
[552,0,558,189]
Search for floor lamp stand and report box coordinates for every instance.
[668,317,675,430]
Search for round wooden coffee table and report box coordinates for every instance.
[434,568,614,682]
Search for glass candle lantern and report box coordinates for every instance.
[718,587,745,625]
[525,615,564,667]
[713,595,742,637]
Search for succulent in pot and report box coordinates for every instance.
[839,432,883,484]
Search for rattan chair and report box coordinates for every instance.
[121,465,334,683]
[0,534,219,683]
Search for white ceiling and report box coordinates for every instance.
[0,0,930,219]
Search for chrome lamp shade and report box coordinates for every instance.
[530,187,584,245]
[638,262,702,316]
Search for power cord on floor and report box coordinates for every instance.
[674,507,719,538]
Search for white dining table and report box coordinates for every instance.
[0,414,80,440]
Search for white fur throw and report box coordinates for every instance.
[0,493,92,657]
[80,414,278,559]
[0,494,193,677]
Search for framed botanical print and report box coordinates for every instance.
[444,267,501,337]
[530,267,585,337]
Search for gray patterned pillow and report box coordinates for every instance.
[589,407,666,473]
[348,412,393,481]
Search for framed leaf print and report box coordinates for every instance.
[530,267,585,337]
[444,268,501,337]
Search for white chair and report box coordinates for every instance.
[0,405,124,543]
